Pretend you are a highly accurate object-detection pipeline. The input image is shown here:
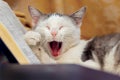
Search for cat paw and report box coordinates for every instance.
[24,31,41,46]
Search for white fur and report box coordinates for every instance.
[82,60,100,70]
[34,15,81,59]
[57,40,87,63]
[24,31,41,46]
[24,13,99,70]
[24,14,81,61]
[25,15,80,58]
[103,44,118,73]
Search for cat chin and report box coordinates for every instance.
[46,50,63,60]
[50,54,62,60]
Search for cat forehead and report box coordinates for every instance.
[47,13,63,17]
[45,13,73,24]
[47,13,67,20]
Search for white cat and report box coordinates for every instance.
[24,6,99,69]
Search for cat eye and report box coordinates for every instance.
[59,26,63,30]
[46,26,50,30]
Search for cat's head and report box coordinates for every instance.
[28,6,86,59]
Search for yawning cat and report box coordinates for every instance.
[24,6,98,69]
[24,6,120,76]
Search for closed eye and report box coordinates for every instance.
[59,26,63,30]
[46,26,50,30]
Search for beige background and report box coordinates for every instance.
[4,0,120,39]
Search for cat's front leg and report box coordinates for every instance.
[24,31,41,46]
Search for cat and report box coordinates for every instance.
[24,6,99,69]
[24,6,120,75]
[82,33,120,75]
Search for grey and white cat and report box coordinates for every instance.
[82,33,120,75]
[24,6,98,68]
[24,6,120,75]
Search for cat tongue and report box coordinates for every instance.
[52,49,59,57]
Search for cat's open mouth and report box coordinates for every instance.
[49,41,62,57]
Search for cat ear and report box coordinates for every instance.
[70,6,86,27]
[28,6,44,27]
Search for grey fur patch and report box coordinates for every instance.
[82,33,120,69]
[47,13,63,17]
[114,43,120,68]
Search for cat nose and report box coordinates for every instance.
[51,31,57,37]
